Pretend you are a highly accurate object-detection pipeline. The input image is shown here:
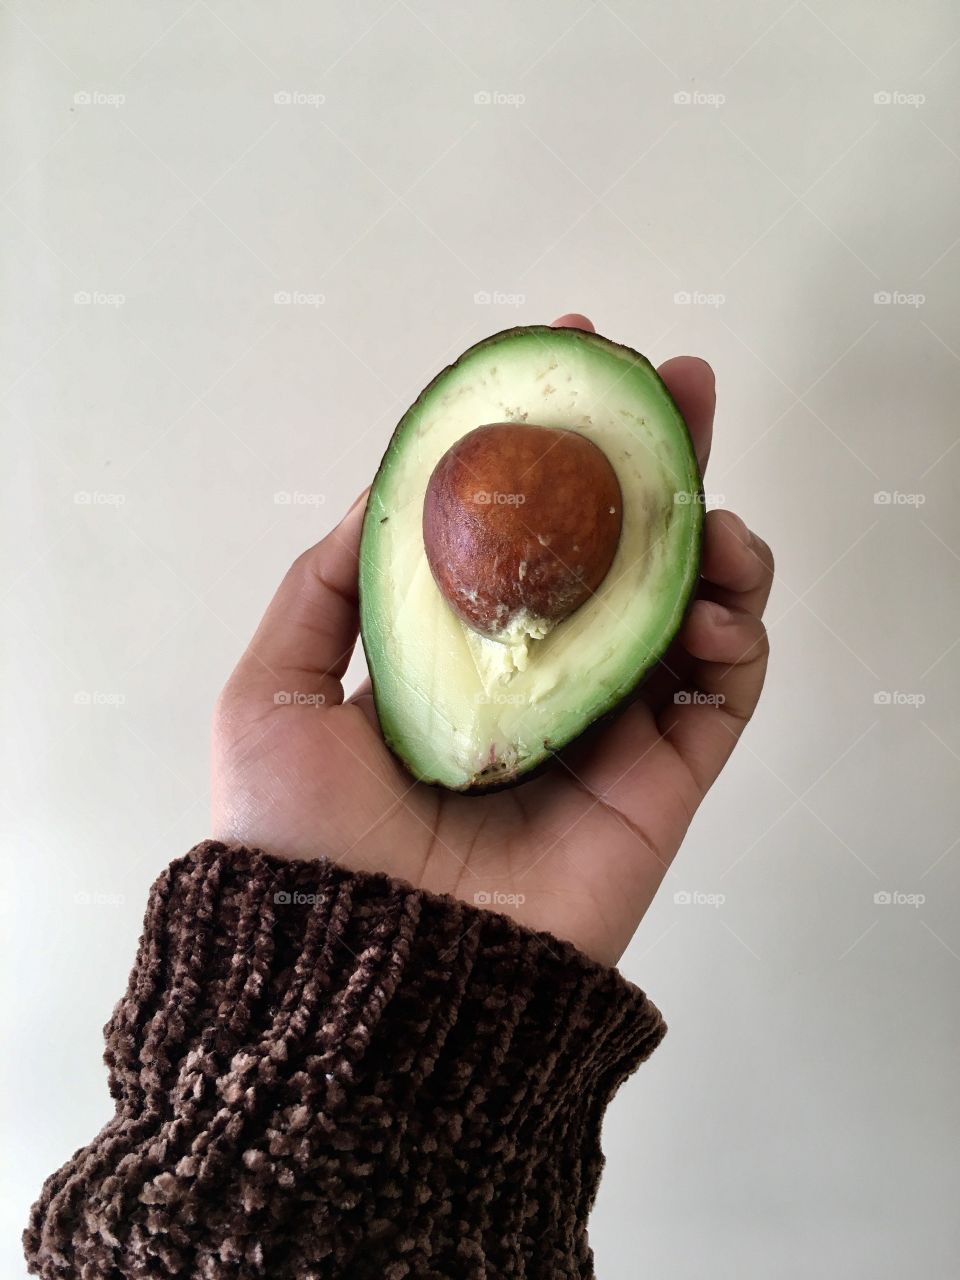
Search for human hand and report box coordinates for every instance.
[212,313,773,967]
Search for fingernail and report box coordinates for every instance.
[346,488,370,518]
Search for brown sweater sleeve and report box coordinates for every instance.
[24,840,665,1280]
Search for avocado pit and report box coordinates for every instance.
[422,422,623,643]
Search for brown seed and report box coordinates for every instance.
[422,423,623,641]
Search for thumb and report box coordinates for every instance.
[225,490,368,709]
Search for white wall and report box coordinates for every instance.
[3,3,959,1276]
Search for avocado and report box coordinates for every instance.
[359,325,703,792]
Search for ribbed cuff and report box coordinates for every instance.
[25,840,665,1280]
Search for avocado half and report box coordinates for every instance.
[359,325,703,792]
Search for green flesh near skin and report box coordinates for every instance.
[359,325,704,792]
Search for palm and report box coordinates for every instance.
[213,317,773,966]
[217,681,693,964]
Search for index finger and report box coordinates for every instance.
[656,356,715,474]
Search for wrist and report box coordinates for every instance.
[26,840,666,1279]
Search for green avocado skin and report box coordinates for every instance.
[359,325,704,793]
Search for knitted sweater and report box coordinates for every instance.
[24,841,665,1279]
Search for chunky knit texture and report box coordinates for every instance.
[24,841,665,1279]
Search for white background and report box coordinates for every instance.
[3,3,959,1277]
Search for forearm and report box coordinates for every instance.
[25,841,665,1279]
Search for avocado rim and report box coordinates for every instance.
[358,324,705,793]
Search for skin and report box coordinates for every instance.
[212,313,774,968]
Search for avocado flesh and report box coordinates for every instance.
[359,325,703,791]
